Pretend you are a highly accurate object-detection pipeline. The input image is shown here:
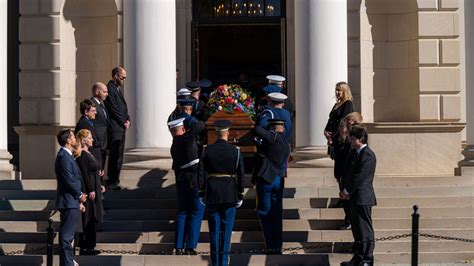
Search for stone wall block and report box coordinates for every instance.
[386,42,409,68]
[20,0,40,15]
[91,16,118,44]
[417,0,438,10]
[72,18,92,45]
[363,14,387,41]
[372,69,389,97]
[59,98,77,126]
[118,14,123,40]
[20,17,60,42]
[419,67,460,92]
[19,99,39,124]
[348,0,362,12]
[408,40,419,68]
[419,39,439,65]
[19,44,39,70]
[440,0,459,10]
[419,94,440,121]
[361,41,386,68]
[440,39,460,65]
[388,13,418,41]
[348,67,361,95]
[441,94,461,120]
[347,13,360,40]
[20,71,60,98]
[39,98,60,124]
[348,40,361,67]
[388,69,419,95]
[365,0,417,14]
[419,12,455,37]
[39,43,60,69]
[115,0,123,12]
[40,0,64,15]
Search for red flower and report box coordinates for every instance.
[236,106,242,111]
[225,97,233,104]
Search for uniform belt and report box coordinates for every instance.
[208,173,233,178]
[180,158,199,169]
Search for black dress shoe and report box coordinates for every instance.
[341,256,362,266]
[337,223,352,230]
[108,184,123,191]
[185,248,198,255]
[175,248,184,255]
[358,260,373,266]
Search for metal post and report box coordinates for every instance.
[411,205,419,266]
[46,218,54,266]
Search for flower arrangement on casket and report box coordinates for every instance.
[206,84,256,119]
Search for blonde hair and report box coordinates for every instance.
[335,82,353,104]
[339,112,363,142]
[76,129,91,147]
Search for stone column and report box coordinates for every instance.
[295,0,348,147]
[124,0,176,148]
[0,0,13,178]
[459,0,474,172]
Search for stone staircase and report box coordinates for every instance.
[0,150,472,265]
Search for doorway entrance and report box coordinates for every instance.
[192,0,285,96]
[197,24,281,94]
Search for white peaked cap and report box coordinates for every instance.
[268,92,288,102]
[266,75,286,83]
[177,88,191,96]
[167,117,186,129]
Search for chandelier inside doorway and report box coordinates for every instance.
[198,0,281,17]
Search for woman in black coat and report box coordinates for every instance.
[75,129,105,255]
[324,82,355,159]
[333,112,363,230]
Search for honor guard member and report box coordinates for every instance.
[168,117,206,255]
[200,120,245,266]
[252,119,291,254]
[258,92,292,140]
[256,84,280,116]
[176,98,198,130]
[265,75,295,116]
[199,79,213,102]
[186,81,207,121]
[168,88,192,123]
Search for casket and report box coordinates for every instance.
[206,110,256,153]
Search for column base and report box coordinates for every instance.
[458,145,474,176]
[0,149,15,179]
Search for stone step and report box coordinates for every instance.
[1,240,472,255]
[2,174,471,191]
[1,206,471,222]
[0,217,472,232]
[2,196,472,211]
[1,229,471,244]
[1,253,473,265]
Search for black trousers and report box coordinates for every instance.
[107,134,125,186]
[79,219,96,250]
[349,201,375,262]
[101,149,107,171]
[338,182,351,225]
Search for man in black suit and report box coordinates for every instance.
[75,99,102,166]
[340,126,377,266]
[55,129,87,266]
[91,82,109,171]
[104,67,130,190]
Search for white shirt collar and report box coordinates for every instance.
[356,144,367,154]
[61,146,73,156]
[92,97,101,104]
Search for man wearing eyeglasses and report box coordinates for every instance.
[104,67,130,190]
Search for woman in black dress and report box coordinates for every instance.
[324,82,355,158]
[75,129,105,255]
[334,112,363,230]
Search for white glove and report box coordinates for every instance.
[236,200,243,208]
[199,198,206,206]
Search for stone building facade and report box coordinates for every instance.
[0,0,472,179]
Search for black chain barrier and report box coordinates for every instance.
[1,205,471,265]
